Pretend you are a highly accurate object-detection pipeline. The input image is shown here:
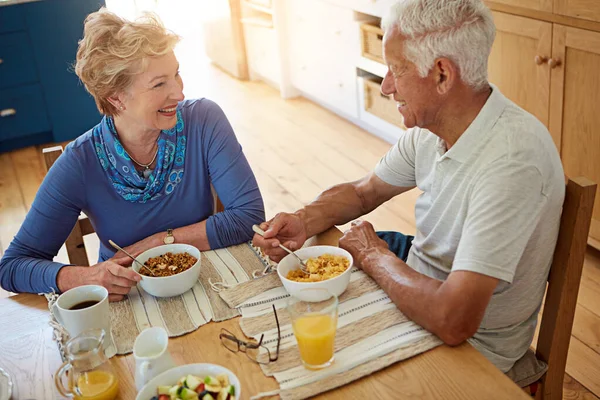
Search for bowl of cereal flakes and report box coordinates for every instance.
[134,244,202,297]
[277,245,353,302]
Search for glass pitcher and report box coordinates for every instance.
[54,329,120,400]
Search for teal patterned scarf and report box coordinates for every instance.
[92,109,187,203]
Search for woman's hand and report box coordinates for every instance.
[56,256,142,301]
[112,233,164,260]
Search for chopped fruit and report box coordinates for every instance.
[216,386,235,400]
[194,383,206,394]
[183,375,202,391]
[216,374,229,387]
[204,376,220,387]
[216,389,227,400]
[205,385,221,393]
[168,385,181,398]
[157,374,235,400]
[158,386,171,395]
[180,387,199,400]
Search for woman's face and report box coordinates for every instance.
[116,51,184,132]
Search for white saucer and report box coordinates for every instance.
[0,367,13,400]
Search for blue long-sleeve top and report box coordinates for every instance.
[0,99,265,294]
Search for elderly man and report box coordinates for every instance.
[253,0,564,377]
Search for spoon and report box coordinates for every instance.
[108,240,156,277]
[252,225,310,274]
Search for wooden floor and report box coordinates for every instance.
[1,63,599,398]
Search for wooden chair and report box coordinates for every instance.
[532,177,597,400]
[42,145,225,266]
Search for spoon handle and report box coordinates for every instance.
[252,224,267,236]
[108,240,149,276]
[252,225,308,269]
[254,225,295,255]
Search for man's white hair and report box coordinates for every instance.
[382,0,496,90]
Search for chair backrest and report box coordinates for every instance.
[535,177,597,400]
[42,146,225,266]
[43,146,93,266]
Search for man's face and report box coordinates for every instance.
[380,27,442,130]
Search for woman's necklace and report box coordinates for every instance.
[128,145,159,179]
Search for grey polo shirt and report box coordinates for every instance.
[374,86,565,372]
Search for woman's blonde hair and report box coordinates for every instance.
[75,8,180,116]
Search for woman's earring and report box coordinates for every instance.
[119,105,124,111]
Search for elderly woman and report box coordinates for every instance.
[0,9,265,301]
[254,0,564,380]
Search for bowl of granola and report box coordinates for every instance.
[277,246,353,302]
[134,244,201,297]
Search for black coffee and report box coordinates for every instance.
[69,300,99,310]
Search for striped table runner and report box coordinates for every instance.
[49,242,271,356]
[219,270,443,400]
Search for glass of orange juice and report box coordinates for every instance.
[54,329,119,400]
[287,288,338,370]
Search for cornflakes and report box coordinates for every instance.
[286,254,350,282]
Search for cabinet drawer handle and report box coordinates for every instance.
[547,58,562,69]
[0,108,16,117]
[534,55,548,65]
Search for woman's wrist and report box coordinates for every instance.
[56,265,86,293]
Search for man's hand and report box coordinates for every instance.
[340,223,501,346]
[112,233,163,260]
[339,220,392,269]
[57,256,142,301]
[252,213,308,262]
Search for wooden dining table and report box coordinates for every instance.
[0,228,530,400]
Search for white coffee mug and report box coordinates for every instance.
[53,285,111,338]
[133,327,176,390]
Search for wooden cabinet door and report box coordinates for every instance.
[549,25,600,246]
[485,0,552,12]
[25,0,103,142]
[554,0,600,23]
[488,12,553,128]
[286,0,359,118]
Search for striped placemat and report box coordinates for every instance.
[49,242,271,356]
[219,270,443,400]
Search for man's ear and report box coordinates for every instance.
[434,58,457,95]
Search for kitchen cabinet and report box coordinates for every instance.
[286,0,359,118]
[488,10,600,247]
[0,0,103,152]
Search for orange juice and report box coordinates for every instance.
[292,313,337,368]
[74,370,119,400]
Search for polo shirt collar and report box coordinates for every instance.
[437,84,508,163]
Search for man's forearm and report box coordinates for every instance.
[295,182,368,238]
[361,248,449,339]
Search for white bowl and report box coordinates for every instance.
[136,363,241,400]
[133,244,202,298]
[277,245,353,302]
